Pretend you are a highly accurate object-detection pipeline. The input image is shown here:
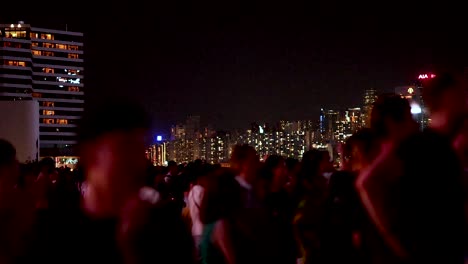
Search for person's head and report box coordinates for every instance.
[39,157,55,175]
[300,149,324,181]
[370,94,418,141]
[0,139,19,188]
[18,163,38,188]
[318,150,333,174]
[230,144,259,183]
[261,155,287,192]
[284,158,300,190]
[343,128,376,173]
[199,168,241,224]
[79,99,150,197]
[424,71,467,136]
[167,161,178,176]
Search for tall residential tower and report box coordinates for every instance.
[0,22,84,157]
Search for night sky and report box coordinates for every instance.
[2,1,466,134]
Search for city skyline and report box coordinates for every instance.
[1,2,466,134]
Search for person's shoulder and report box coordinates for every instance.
[398,130,449,155]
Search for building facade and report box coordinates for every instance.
[0,22,84,156]
[146,142,167,166]
[362,88,378,128]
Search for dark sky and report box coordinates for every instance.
[2,1,466,134]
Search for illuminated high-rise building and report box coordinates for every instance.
[146,142,167,166]
[362,88,378,128]
[185,115,201,160]
[324,109,340,142]
[395,73,435,130]
[0,22,84,156]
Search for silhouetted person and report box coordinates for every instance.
[322,129,377,264]
[294,149,330,264]
[230,145,261,208]
[27,100,193,264]
[0,139,35,264]
[358,72,466,263]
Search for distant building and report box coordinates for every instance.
[146,142,167,166]
[0,22,84,156]
[0,101,39,163]
[362,88,378,127]
[205,131,230,164]
[324,109,340,142]
[395,73,435,130]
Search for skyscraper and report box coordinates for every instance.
[185,115,201,160]
[362,88,378,127]
[0,22,84,156]
[323,109,339,142]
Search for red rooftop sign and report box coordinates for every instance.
[418,73,436,79]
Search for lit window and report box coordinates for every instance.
[43,68,54,74]
[43,43,55,48]
[4,30,27,38]
[32,42,39,47]
[43,51,54,56]
[68,45,79,51]
[67,69,78,75]
[56,119,68,125]
[56,44,67,49]
[43,118,55,124]
[43,110,55,115]
[68,53,79,59]
[5,61,26,67]
[40,34,54,40]
[30,33,39,39]
[32,50,42,56]
[32,93,42,98]
[42,102,54,107]
[68,87,80,92]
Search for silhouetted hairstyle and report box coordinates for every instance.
[39,157,55,173]
[285,158,299,172]
[199,168,241,224]
[0,139,16,168]
[78,99,150,143]
[345,128,376,164]
[423,71,462,111]
[230,144,257,170]
[261,155,284,182]
[370,94,411,137]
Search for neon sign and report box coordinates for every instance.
[418,73,436,79]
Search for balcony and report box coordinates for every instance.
[30,37,83,47]
[32,71,84,79]
[35,97,84,104]
[32,63,83,71]
[34,89,84,96]
[33,80,83,87]
[32,55,84,63]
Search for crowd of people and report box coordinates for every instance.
[0,71,466,264]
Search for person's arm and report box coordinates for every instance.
[355,147,407,258]
[213,219,237,264]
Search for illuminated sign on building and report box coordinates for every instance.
[156,135,162,142]
[407,87,414,94]
[418,74,436,80]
